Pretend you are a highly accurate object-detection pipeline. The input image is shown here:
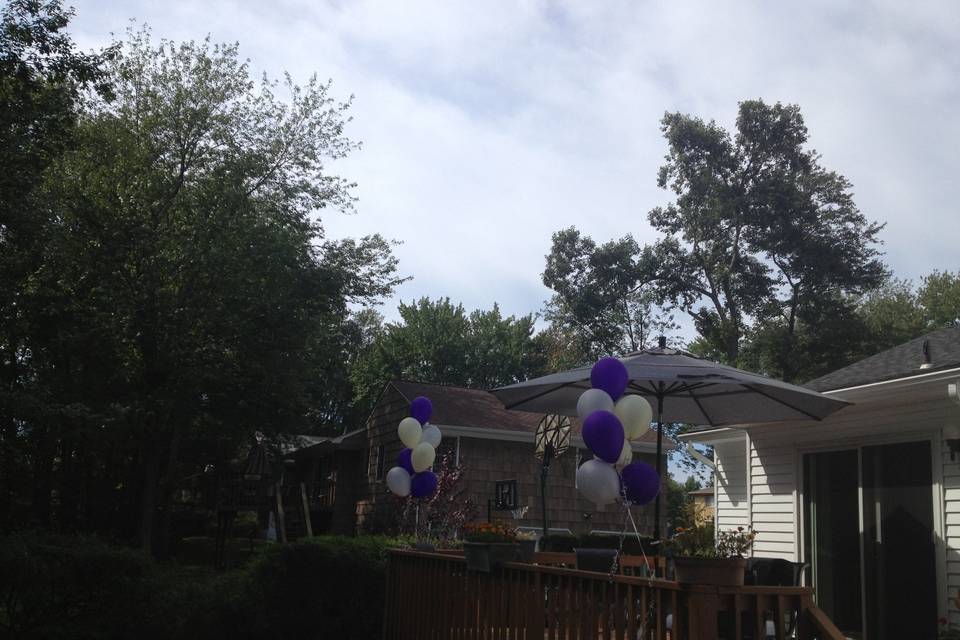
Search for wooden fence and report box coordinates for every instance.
[383,550,845,640]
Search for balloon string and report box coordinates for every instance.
[626,504,650,573]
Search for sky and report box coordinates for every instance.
[69,0,960,336]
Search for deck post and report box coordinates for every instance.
[684,585,719,639]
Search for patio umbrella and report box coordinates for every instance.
[492,337,850,540]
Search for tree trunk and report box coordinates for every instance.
[138,436,160,553]
[154,422,182,559]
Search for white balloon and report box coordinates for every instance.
[577,388,615,418]
[411,442,436,473]
[421,423,442,448]
[615,439,633,470]
[614,395,653,440]
[398,417,423,448]
[576,459,622,506]
[386,466,411,497]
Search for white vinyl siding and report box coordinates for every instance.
[714,438,749,532]
[742,390,957,621]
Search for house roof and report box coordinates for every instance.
[804,325,960,392]
[389,380,659,445]
[687,487,715,496]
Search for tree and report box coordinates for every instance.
[3,26,402,551]
[0,0,116,528]
[542,227,677,358]
[918,270,960,328]
[664,474,703,532]
[352,297,541,412]
[644,101,887,378]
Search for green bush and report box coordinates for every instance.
[202,535,406,640]
[0,531,199,639]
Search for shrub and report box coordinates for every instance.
[205,535,406,640]
[0,531,196,639]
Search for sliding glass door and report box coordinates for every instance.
[803,441,937,640]
[861,441,937,640]
[804,449,863,636]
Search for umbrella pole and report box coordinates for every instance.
[653,392,664,547]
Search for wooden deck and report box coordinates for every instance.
[383,550,845,640]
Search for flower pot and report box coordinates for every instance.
[574,548,619,573]
[672,556,748,586]
[463,542,518,572]
[515,539,536,563]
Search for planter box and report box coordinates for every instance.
[574,548,619,573]
[673,557,748,586]
[463,542,517,572]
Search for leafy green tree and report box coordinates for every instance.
[664,475,703,531]
[0,0,116,527]
[4,26,401,551]
[542,227,677,358]
[352,297,541,411]
[643,101,887,378]
[918,270,960,328]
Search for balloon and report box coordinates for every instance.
[621,461,660,505]
[421,423,442,448]
[410,470,439,498]
[398,448,414,475]
[615,439,632,470]
[590,357,629,400]
[576,388,614,419]
[576,459,621,506]
[582,410,626,464]
[398,417,422,448]
[411,442,436,473]
[386,466,411,497]
[614,395,653,439]
[410,396,433,424]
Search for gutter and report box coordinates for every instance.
[434,423,662,454]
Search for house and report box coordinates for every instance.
[287,380,664,538]
[687,486,715,525]
[682,325,960,639]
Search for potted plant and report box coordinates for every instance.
[515,530,537,562]
[664,524,756,586]
[462,522,519,572]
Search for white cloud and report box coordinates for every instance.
[70,0,960,327]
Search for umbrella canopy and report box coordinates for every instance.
[492,342,851,548]
[492,346,849,426]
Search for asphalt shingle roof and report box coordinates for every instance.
[804,325,960,392]
[390,380,659,444]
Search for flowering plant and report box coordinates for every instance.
[663,525,756,559]
[462,522,518,543]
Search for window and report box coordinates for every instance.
[375,444,385,481]
[704,495,715,507]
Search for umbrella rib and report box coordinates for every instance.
[740,383,824,421]
[502,380,586,410]
[685,387,716,427]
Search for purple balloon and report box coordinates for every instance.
[410,396,433,424]
[591,357,629,400]
[621,461,660,505]
[410,470,438,498]
[582,410,625,464]
[398,448,414,475]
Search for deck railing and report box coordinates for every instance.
[383,550,845,640]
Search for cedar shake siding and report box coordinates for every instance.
[349,381,663,536]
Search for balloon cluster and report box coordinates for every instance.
[575,357,660,507]
[386,397,441,499]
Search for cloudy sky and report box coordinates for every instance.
[70,1,960,336]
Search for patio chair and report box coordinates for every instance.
[744,558,810,639]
